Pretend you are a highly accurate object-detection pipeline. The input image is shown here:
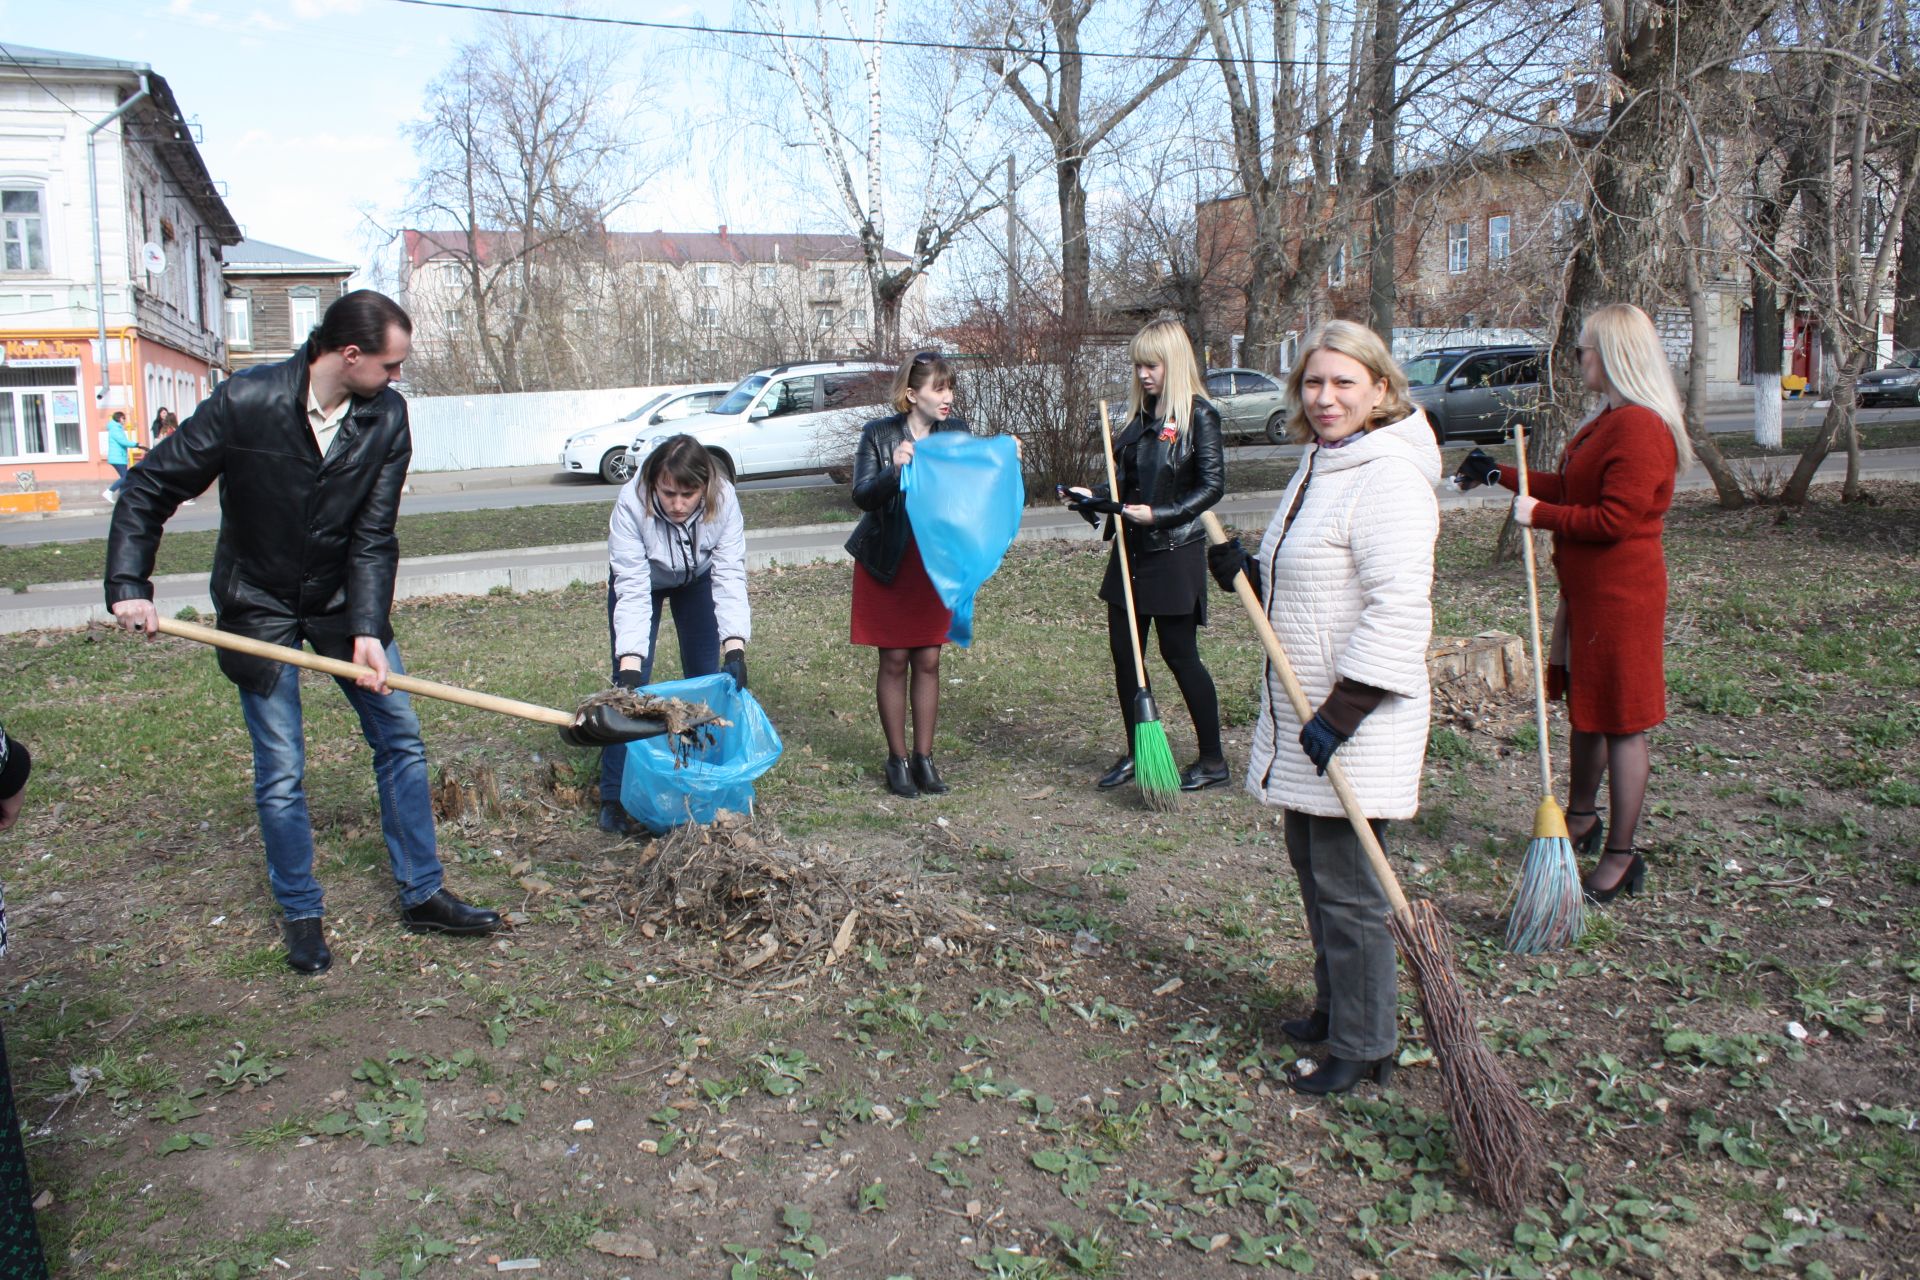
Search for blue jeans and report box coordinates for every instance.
[600,572,721,808]
[237,639,444,918]
[107,462,128,494]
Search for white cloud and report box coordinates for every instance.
[290,0,365,17]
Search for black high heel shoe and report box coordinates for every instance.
[910,753,949,794]
[883,755,919,798]
[1565,808,1605,859]
[1582,848,1646,904]
[1288,1053,1395,1095]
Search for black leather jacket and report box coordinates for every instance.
[844,412,971,583]
[105,343,411,694]
[1093,396,1225,552]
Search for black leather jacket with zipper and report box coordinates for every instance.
[104,343,411,695]
[1093,396,1225,552]
[843,411,971,583]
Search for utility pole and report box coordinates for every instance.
[1005,155,1019,354]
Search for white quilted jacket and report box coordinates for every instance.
[1243,411,1441,819]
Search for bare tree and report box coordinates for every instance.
[402,16,651,393]
[740,0,1008,354]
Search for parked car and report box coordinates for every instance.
[560,383,731,484]
[1857,348,1920,407]
[629,360,895,484]
[1403,345,1542,443]
[609,382,735,478]
[1204,367,1292,443]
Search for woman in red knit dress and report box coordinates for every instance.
[1460,303,1691,902]
[845,353,970,798]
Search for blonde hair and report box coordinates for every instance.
[889,351,955,415]
[1281,320,1415,444]
[1581,303,1692,473]
[1125,318,1207,433]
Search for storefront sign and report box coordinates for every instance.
[1,338,91,365]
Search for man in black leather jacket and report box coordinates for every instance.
[105,290,500,974]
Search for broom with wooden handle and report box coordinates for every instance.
[1200,511,1541,1214]
[1098,401,1181,810]
[1503,420,1587,952]
[150,616,680,748]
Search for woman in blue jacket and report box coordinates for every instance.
[104,410,136,501]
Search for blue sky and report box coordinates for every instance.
[0,0,770,278]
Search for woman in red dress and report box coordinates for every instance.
[1460,303,1691,902]
[845,353,969,797]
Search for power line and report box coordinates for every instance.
[386,0,1578,71]
[0,47,98,121]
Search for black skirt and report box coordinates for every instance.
[1098,534,1208,621]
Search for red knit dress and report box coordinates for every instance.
[1503,404,1676,735]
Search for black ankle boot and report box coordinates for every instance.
[283,917,332,975]
[1289,1053,1394,1095]
[1280,1008,1330,1044]
[910,753,948,794]
[884,755,919,798]
[1096,756,1135,789]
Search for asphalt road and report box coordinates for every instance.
[4,402,1913,547]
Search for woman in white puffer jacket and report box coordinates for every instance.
[1209,320,1440,1096]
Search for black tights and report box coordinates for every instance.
[877,646,941,759]
[1107,601,1222,761]
[1568,729,1649,873]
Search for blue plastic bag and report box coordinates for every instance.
[901,432,1025,647]
[619,672,784,834]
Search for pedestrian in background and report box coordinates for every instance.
[103,409,135,502]
[1458,301,1687,902]
[600,433,750,834]
[1210,319,1440,1095]
[846,351,970,798]
[1063,317,1228,793]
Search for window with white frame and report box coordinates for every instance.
[1278,331,1300,372]
[1488,214,1512,263]
[757,265,777,288]
[0,364,84,461]
[225,295,252,347]
[698,264,721,288]
[1550,201,1583,243]
[814,306,835,330]
[697,305,718,328]
[847,308,868,331]
[1328,242,1347,287]
[1,188,47,273]
[1447,222,1470,274]
[816,268,836,293]
[287,291,319,344]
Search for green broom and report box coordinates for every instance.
[1098,401,1180,811]
[1503,420,1586,953]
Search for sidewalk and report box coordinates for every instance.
[6,449,1918,635]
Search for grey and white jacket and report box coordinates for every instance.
[607,478,751,663]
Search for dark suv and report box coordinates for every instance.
[1403,345,1543,443]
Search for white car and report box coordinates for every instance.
[560,383,733,484]
[628,360,894,483]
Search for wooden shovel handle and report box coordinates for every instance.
[1199,511,1411,918]
[1097,401,1150,688]
[155,616,574,727]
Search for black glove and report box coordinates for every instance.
[1070,494,1124,516]
[613,668,645,691]
[722,649,748,691]
[1298,713,1349,776]
[1206,537,1262,602]
[1455,448,1503,491]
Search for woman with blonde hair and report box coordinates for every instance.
[1063,317,1227,791]
[1457,302,1690,902]
[1208,318,1441,1094]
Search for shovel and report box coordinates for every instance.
[152,617,670,747]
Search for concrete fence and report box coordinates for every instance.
[402,384,690,472]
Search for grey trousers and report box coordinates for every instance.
[1284,809,1398,1061]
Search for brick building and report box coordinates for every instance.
[220,238,355,371]
[0,43,240,483]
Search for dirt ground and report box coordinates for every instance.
[2,486,1917,1279]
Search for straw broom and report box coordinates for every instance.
[1200,510,1542,1214]
[1099,401,1181,811]
[1502,421,1587,953]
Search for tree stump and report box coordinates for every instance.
[1427,632,1529,731]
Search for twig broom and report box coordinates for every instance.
[1502,421,1587,953]
[1201,511,1542,1214]
[1098,401,1180,811]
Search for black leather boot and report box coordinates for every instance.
[401,888,503,936]
[1289,1054,1395,1095]
[1280,1008,1330,1044]
[283,917,332,975]
[1179,758,1230,791]
[909,753,948,794]
[884,755,919,798]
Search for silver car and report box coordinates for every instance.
[1204,368,1291,443]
